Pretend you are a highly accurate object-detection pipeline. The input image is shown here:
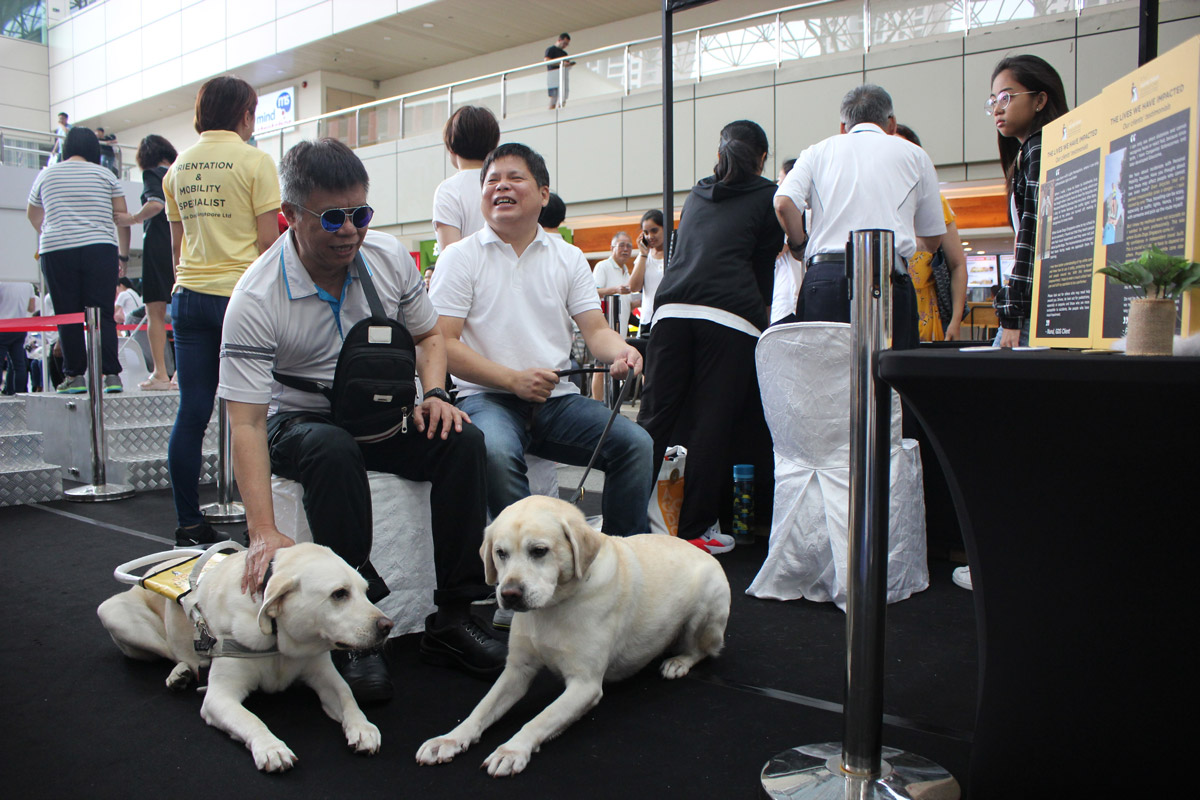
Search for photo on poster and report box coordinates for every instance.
[1102,149,1126,246]
[1038,177,1055,259]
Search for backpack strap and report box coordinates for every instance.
[354,251,388,321]
[272,371,332,398]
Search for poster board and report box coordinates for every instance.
[1029,35,1200,348]
[1030,103,1105,348]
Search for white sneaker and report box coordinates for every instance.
[952,566,973,591]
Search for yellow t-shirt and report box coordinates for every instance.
[164,131,280,297]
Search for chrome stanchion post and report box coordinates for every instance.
[759,230,959,799]
[65,307,134,502]
[603,296,621,408]
[201,397,246,523]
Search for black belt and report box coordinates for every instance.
[807,252,909,277]
[807,253,844,267]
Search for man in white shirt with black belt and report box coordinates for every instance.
[431,143,653,537]
[218,139,506,704]
[774,84,945,349]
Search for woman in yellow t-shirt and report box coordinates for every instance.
[163,76,281,547]
[895,124,967,341]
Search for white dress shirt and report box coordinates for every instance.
[775,123,946,261]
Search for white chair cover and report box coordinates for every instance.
[747,322,929,610]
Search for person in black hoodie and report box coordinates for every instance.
[637,120,783,554]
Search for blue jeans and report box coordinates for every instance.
[168,289,228,528]
[993,321,1030,347]
[457,391,653,536]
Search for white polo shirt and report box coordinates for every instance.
[432,168,486,241]
[592,255,638,334]
[430,224,600,399]
[775,123,945,261]
[218,230,437,417]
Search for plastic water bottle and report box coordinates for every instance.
[732,464,755,545]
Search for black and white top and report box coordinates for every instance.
[27,160,124,253]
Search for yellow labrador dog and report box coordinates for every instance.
[97,543,392,772]
[417,495,730,777]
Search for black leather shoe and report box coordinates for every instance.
[331,647,393,705]
[174,521,224,549]
[419,613,507,676]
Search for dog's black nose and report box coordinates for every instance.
[500,584,523,607]
[376,616,394,635]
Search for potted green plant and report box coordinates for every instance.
[1097,247,1200,356]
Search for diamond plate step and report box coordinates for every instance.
[0,397,27,433]
[25,392,217,485]
[106,450,218,492]
[0,463,62,507]
[1,430,48,468]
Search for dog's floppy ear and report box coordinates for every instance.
[562,510,602,581]
[257,573,296,636]
[480,525,498,585]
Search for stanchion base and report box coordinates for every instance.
[64,483,135,503]
[201,502,246,524]
[761,743,959,800]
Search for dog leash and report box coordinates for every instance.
[568,373,634,507]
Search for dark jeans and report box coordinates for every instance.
[266,410,491,607]
[792,260,920,351]
[169,289,227,528]
[41,244,121,376]
[638,319,772,539]
[1,332,28,394]
[457,391,653,536]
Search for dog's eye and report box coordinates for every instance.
[529,545,549,559]
[331,588,350,601]
[495,548,508,561]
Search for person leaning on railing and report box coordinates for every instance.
[25,125,132,394]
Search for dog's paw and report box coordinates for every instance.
[251,738,297,772]
[660,655,694,680]
[345,720,381,755]
[483,743,531,777]
[416,735,470,765]
[166,663,193,691]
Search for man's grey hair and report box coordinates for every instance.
[611,231,632,246]
[840,84,894,129]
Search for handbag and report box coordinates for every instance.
[647,446,686,536]
[930,247,958,329]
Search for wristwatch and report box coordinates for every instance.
[118,255,129,263]
[425,387,452,404]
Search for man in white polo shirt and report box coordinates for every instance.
[218,139,505,704]
[431,143,653,536]
[774,84,945,349]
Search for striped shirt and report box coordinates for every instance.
[994,131,1041,328]
[27,160,123,253]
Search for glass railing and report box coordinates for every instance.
[1,125,139,180]
[255,0,1144,156]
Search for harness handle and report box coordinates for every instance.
[188,541,246,594]
[113,550,204,586]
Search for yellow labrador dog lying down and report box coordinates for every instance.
[97,543,393,772]
[417,495,731,777]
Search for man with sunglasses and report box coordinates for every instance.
[218,139,505,703]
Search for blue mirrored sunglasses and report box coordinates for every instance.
[299,204,374,232]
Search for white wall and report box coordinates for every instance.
[363,8,1200,248]
[0,37,50,132]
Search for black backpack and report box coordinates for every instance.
[274,253,417,443]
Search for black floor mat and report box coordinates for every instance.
[0,489,974,798]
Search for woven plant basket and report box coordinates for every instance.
[1126,298,1175,356]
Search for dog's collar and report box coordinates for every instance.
[190,609,280,659]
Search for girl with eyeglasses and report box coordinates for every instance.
[162,76,281,548]
[986,55,1069,348]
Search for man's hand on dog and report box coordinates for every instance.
[242,528,295,596]
[414,396,470,439]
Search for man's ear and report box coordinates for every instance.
[281,202,299,228]
[839,122,848,134]
[539,185,550,208]
[884,116,898,135]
